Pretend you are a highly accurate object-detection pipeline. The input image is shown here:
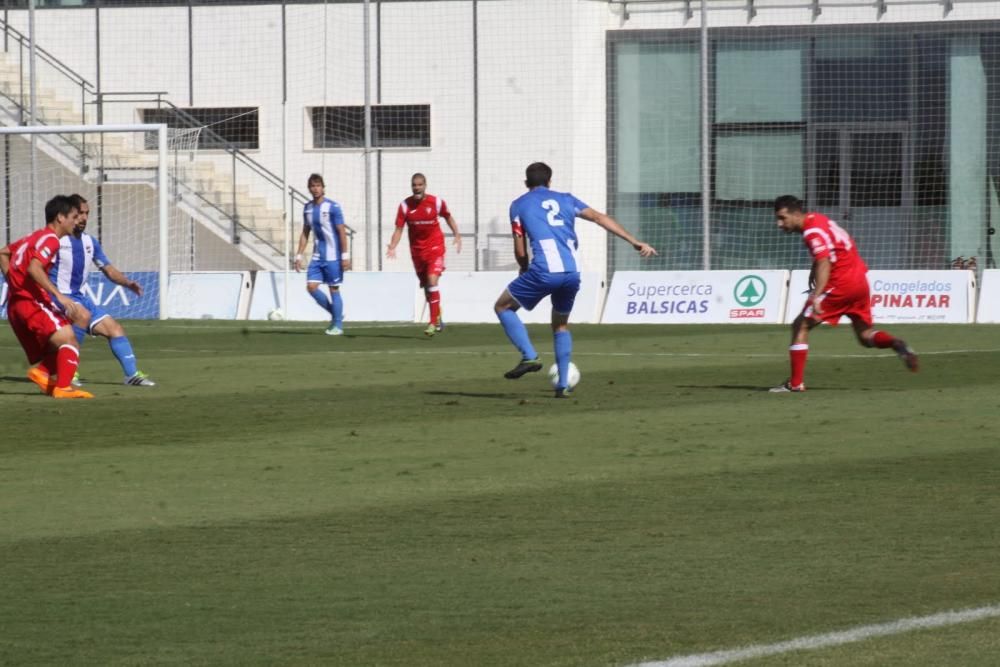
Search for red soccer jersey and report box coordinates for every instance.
[5,228,60,303]
[395,194,450,254]
[801,212,868,290]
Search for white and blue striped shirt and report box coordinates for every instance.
[303,198,346,261]
[51,232,111,296]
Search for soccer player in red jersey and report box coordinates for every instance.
[386,173,461,336]
[770,195,919,393]
[0,195,94,399]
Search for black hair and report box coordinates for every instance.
[525,162,553,188]
[45,195,77,223]
[774,195,804,213]
[307,173,325,187]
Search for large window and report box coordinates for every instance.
[310,105,431,149]
[140,107,259,150]
[611,24,1000,271]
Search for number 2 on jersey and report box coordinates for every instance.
[542,199,564,227]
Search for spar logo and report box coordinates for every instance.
[731,274,766,319]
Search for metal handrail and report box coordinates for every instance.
[95,92,356,237]
[0,20,95,95]
[0,17,356,258]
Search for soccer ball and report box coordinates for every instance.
[547,362,581,389]
[267,308,285,321]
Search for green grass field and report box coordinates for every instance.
[2,321,999,666]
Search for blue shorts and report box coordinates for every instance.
[307,259,343,287]
[66,292,110,333]
[507,270,581,313]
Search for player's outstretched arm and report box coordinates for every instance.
[102,265,143,296]
[337,225,351,272]
[294,226,310,272]
[386,227,404,259]
[444,214,462,253]
[580,208,657,257]
[0,245,10,276]
[512,233,529,275]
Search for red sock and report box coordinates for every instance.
[427,286,441,324]
[870,330,896,349]
[55,345,79,390]
[39,351,59,377]
[790,344,809,387]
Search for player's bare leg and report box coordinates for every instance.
[495,290,541,379]
[852,318,919,372]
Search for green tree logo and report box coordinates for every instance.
[733,275,767,306]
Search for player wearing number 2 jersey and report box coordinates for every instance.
[494,162,657,397]
[770,195,919,393]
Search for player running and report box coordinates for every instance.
[495,162,657,397]
[295,173,350,335]
[770,194,919,393]
[52,194,156,387]
[385,173,461,336]
[0,195,93,399]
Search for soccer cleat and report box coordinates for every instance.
[26,366,55,395]
[769,380,806,393]
[892,340,919,372]
[504,358,543,379]
[325,325,344,336]
[424,323,437,337]
[51,386,94,400]
[124,371,156,387]
[71,372,83,387]
[554,387,573,399]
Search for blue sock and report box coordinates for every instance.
[331,291,344,327]
[310,289,333,315]
[109,336,138,377]
[72,325,87,347]
[554,330,572,388]
[497,309,537,361]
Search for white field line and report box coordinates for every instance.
[149,347,1000,358]
[629,603,1000,667]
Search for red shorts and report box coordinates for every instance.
[7,297,70,364]
[802,280,872,328]
[411,248,445,285]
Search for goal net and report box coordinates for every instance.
[0,125,170,318]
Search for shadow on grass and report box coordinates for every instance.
[424,390,527,400]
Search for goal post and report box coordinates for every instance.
[0,123,170,319]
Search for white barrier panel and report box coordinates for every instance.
[976,269,1000,323]
[167,271,252,319]
[431,272,604,324]
[602,271,788,324]
[785,269,975,324]
[248,271,418,322]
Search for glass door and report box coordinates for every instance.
[809,123,913,268]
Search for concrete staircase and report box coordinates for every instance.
[0,50,291,271]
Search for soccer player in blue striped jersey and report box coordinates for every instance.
[295,173,351,335]
[51,194,156,387]
[495,162,657,397]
